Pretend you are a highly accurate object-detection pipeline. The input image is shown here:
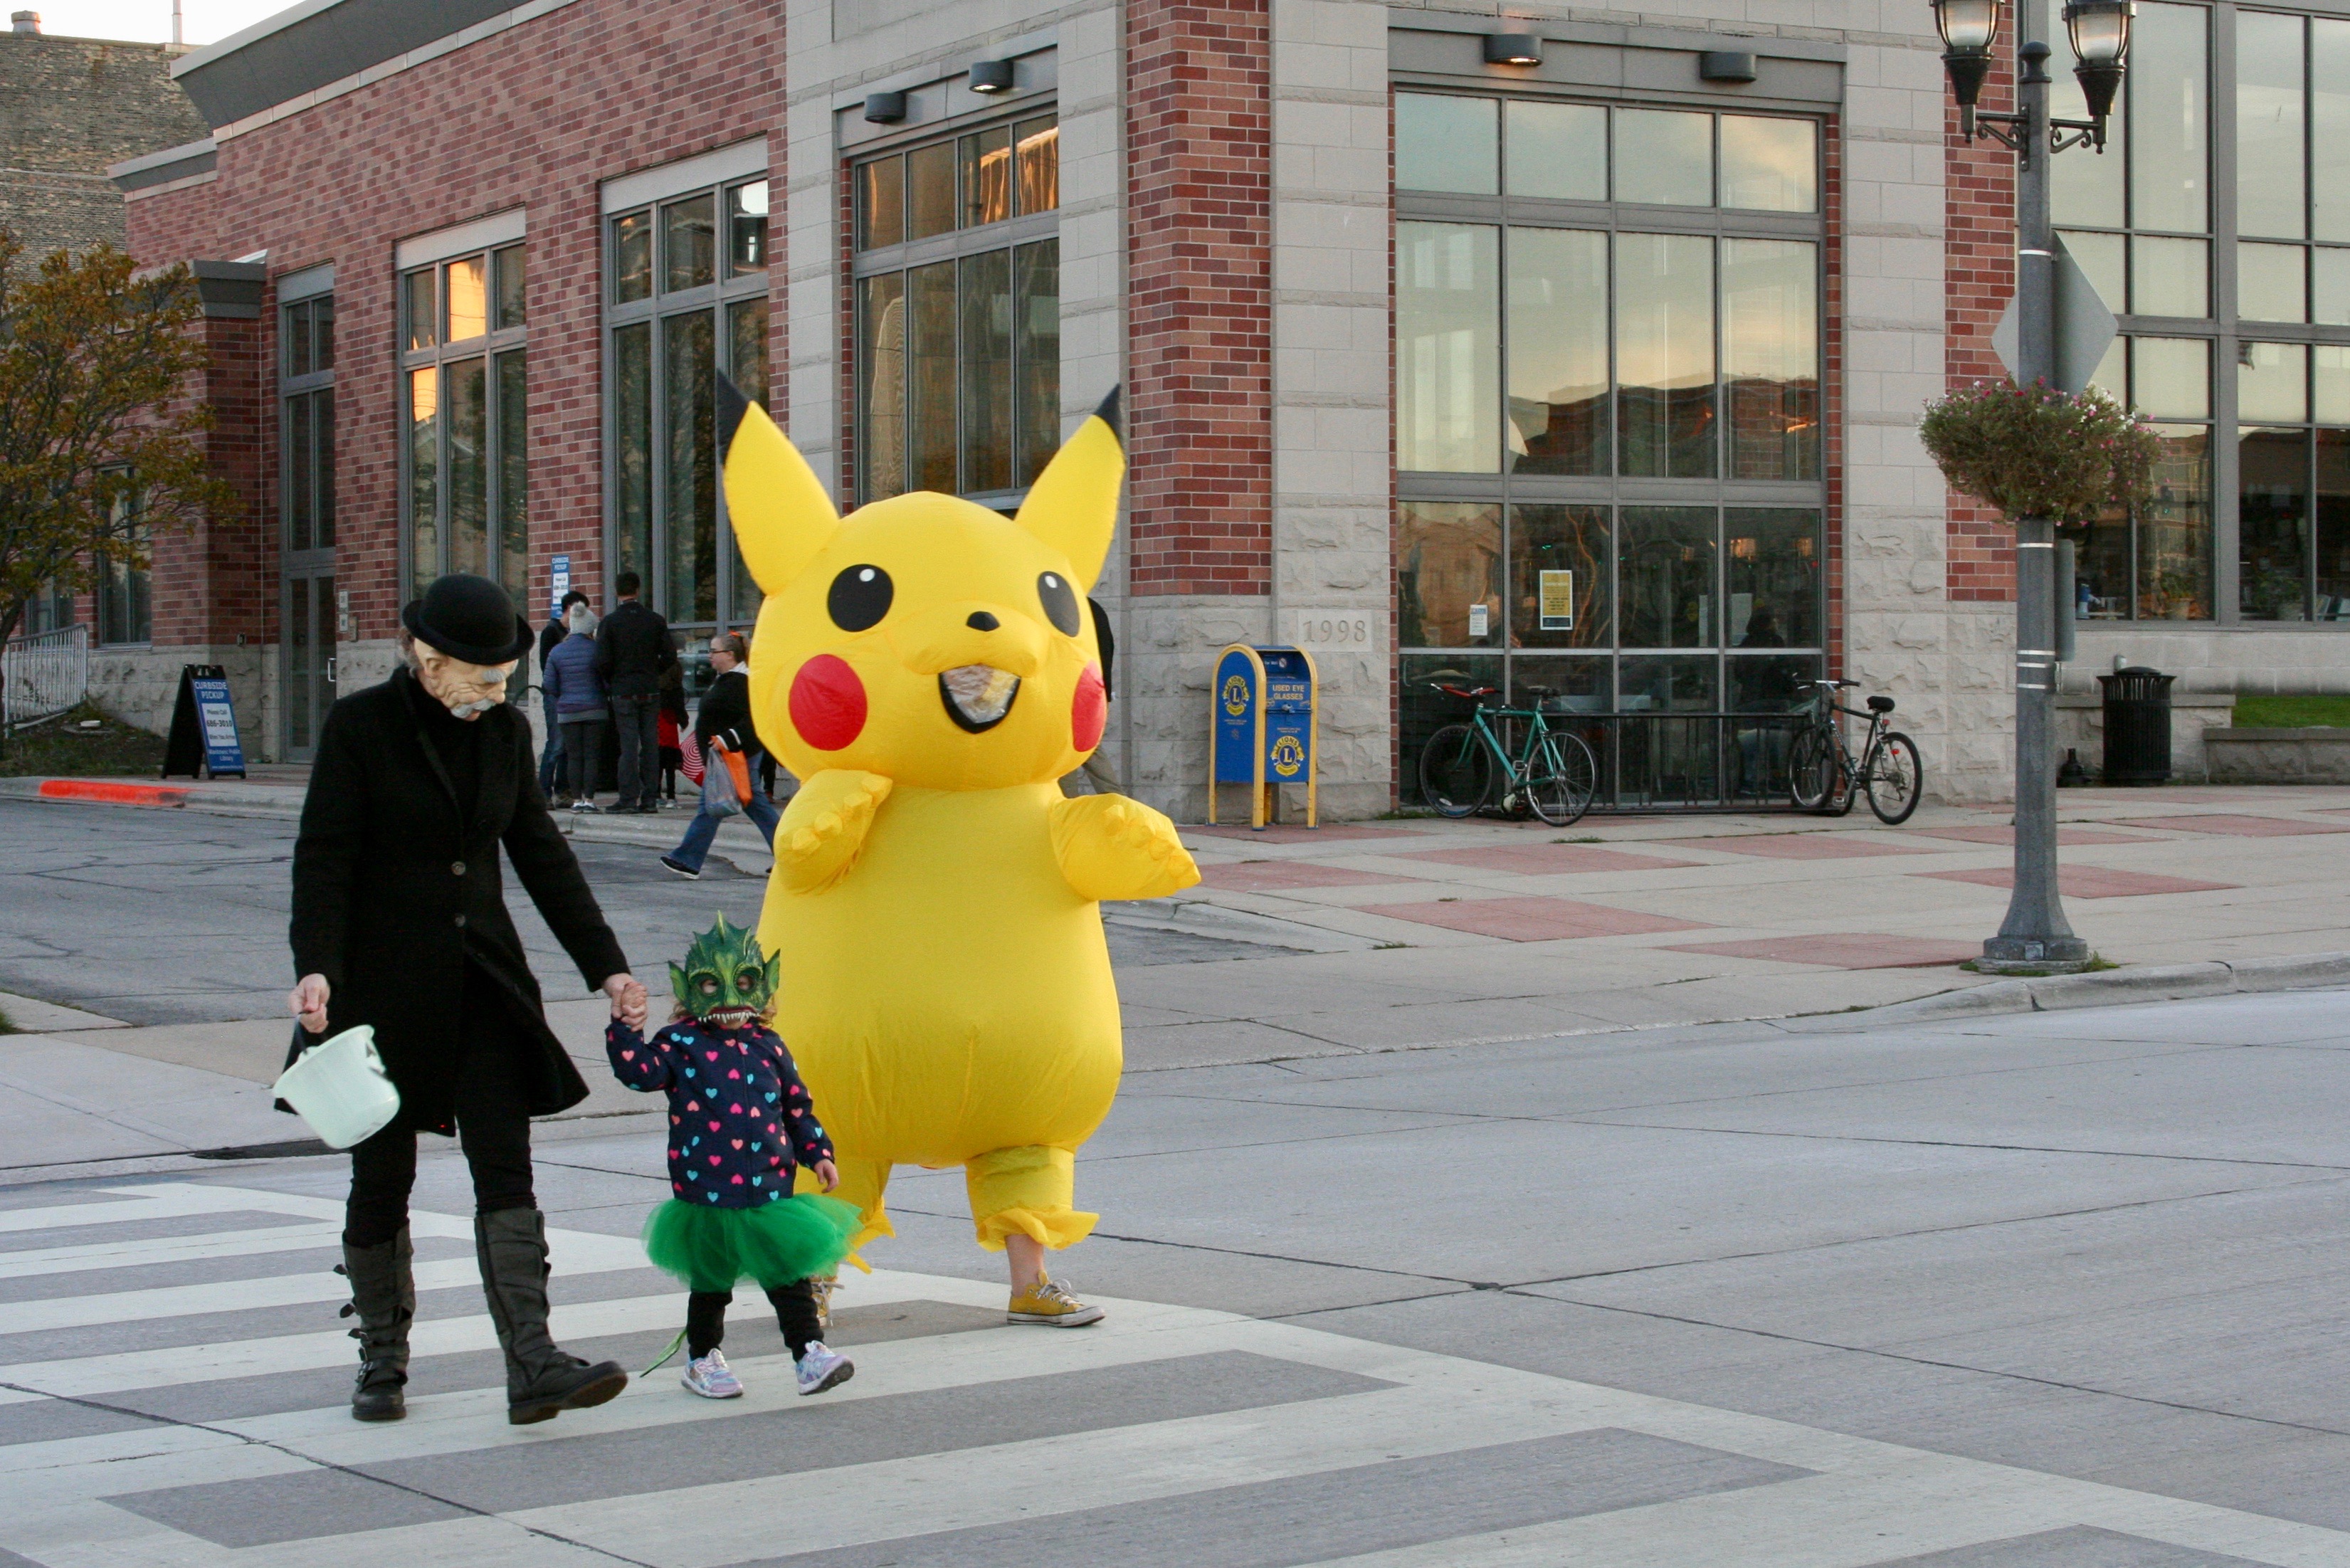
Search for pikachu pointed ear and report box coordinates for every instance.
[1013,386,1123,591]
[719,377,838,594]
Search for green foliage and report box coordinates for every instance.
[1918,379,2161,523]
[0,700,164,777]
[2233,694,2350,730]
[0,234,236,650]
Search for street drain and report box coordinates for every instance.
[191,1139,334,1161]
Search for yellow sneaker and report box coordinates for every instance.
[1007,1275,1105,1327]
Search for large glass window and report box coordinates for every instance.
[282,293,335,557]
[606,175,769,634]
[1396,89,1824,746]
[97,492,150,646]
[2057,3,2350,624]
[401,243,526,604]
[853,115,1059,504]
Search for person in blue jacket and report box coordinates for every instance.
[542,603,608,809]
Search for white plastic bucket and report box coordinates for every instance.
[273,1025,401,1149]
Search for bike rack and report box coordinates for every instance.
[1466,708,1816,814]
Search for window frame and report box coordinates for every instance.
[601,174,771,638]
[2057,1,2350,625]
[281,290,335,565]
[1393,85,1830,715]
[95,488,152,648]
[397,244,529,604]
[848,108,1061,508]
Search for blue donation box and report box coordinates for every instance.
[1209,644,1319,829]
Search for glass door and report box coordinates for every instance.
[283,572,337,760]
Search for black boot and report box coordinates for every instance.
[473,1207,628,1425]
[338,1229,413,1422]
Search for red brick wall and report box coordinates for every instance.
[1944,53,2019,604]
[1124,0,1273,597]
[122,0,787,648]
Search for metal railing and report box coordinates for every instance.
[1497,707,1815,813]
[2,624,91,732]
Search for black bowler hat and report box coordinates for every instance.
[401,574,533,665]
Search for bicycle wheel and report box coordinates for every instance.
[1526,731,1598,826]
[1865,732,1924,824]
[1418,724,1494,818]
[1788,727,1838,811]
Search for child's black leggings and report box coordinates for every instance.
[687,1280,820,1359]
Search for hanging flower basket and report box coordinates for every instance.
[1918,379,2161,523]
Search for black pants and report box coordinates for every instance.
[344,973,537,1248]
[612,695,659,809]
[559,717,603,801]
[687,1280,821,1360]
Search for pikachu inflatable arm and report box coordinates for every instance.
[718,379,1197,1268]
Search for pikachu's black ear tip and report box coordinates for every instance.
[1092,386,1121,444]
[717,375,751,456]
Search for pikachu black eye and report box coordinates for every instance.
[828,564,892,631]
[1036,571,1080,636]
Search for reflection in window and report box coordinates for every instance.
[446,357,488,577]
[406,367,438,598]
[1016,117,1058,214]
[2241,426,2310,619]
[613,211,653,302]
[1619,507,1716,648]
[404,246,527,603]
[97,494,151,646]
[1504,100,1603,201]
[728,181,769,276]
[1616,233,1714,478]
[446,256,487,342]
[613,321,652,587]
[1727,509,1821,648]
[858,273,906,500]
[1396,94,1497,194]
[665,312,717,620]
[665,195,717,291]
[1719,115,1817,212]
[1396,502,1502,648]
[1505,227,1607,474]
[1613,110,1711,206]
[494,245,526,330]
[2238,9,2306,241]
[1722,240,1819,480]
[1509,505,1608,649]
[1399,222,1500,473]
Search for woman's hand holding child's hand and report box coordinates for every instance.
[813,1159,839,1193]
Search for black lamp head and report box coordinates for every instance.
[968,58,1015,94]
[1482,30,1542,66]
[863,90,908,124]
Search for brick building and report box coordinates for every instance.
[95,0,2350,809]
[0,14,207,261]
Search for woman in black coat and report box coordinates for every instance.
[288,573,651,1426]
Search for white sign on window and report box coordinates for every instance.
[1468,602,1490,640]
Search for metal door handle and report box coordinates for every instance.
[325,657,337,685]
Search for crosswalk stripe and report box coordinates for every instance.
[0,1221,348,1280]
[1,1185,2344,1568]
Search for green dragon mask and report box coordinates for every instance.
[670,915,781,1031]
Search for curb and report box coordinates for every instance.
[36,779,188,809]
[1848,953,2350,1025]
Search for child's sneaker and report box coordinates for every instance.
[1007,1276,1105,1327]
[681,1350,743,1399]
[795,1342,853,1396]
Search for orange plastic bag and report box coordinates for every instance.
[722,747,752,806]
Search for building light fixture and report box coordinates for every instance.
[863,91,908,125]
[1482,31,1542,67]
[968,58,1016,94]
[2062,0,2133,132]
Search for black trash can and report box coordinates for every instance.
[2098,666,2174,785]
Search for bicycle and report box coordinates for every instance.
[1418,682,1601,826]
[1788,679,1924,824]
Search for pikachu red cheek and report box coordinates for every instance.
[789,655,867,751]
[1072,663,1107,752]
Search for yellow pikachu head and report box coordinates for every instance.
[719,381,1122,792]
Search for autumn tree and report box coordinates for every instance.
[0,233,233,661]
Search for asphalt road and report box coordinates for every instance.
[0,799,1278,1026]
[6,798,2350,1563]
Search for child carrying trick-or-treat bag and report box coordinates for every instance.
[607,916,861,1397]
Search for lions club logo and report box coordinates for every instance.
[1221,673,1250,719]
[1270,733,1305,778]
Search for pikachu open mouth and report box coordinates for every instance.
[939,665,1021,733]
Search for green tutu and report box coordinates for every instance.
[642,1194,861,1293]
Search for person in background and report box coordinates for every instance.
[594,570,677,816]
[660,631,782,879]
[537,590,589,797]
[545,601,608,811]
[656,661,688,808]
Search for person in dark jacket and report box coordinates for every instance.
[288,572,651,1427]
[537,589,589,796]
[659,631,782,878]
[544,603,608,809]
[594,570,677,814]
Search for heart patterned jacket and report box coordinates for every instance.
[606,1019,833,1205]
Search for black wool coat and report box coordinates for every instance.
[287,668,630,1134]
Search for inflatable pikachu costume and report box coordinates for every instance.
[717,380,1199,1285]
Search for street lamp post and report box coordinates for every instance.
[1931,0,2132,974]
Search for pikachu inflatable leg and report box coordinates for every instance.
[969,1146,1107,1327]
[798,1154,894,1273]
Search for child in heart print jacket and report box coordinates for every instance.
[608,923,862,1399]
